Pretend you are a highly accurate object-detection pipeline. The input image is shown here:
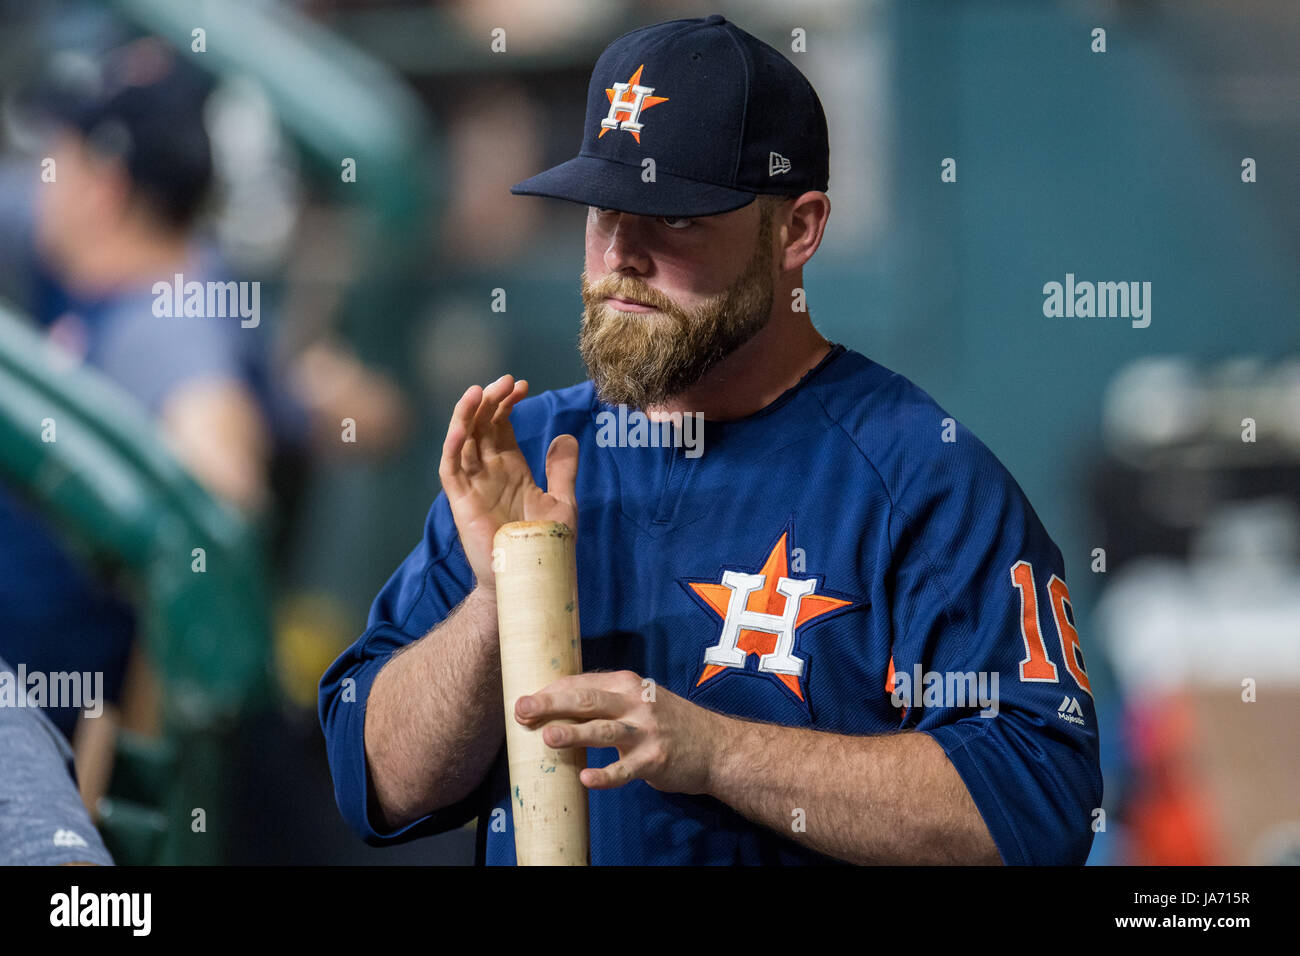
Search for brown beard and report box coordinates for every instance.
[579,203,775,410]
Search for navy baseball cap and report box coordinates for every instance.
[510,14,829,217]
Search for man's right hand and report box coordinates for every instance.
[438,374,579,594]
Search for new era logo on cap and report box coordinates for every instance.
[510,14,829,218]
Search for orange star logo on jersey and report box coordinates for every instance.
[597,64,669,143]
[684,528,855,704]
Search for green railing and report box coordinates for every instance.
[0,304,272,864]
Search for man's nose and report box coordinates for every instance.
[602,214,652,275]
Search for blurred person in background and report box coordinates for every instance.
[0,33,414,825]
[0,37,275,810]
[29,41,278,510]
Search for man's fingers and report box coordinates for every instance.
[439,421,465,491]
[516,684,623,723]
[491,379,529,425]
[544,434,580,506]
[460,434,482,474]
[580,761,636,790]
[483,379,529,460]
[438,385,483,494]
[542,719,639,751]
[475,375,515,458]
[522,671,630,703]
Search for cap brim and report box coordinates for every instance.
[510,155,757,217]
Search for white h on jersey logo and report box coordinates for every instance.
[703,571,816,677]
[686,530,855,704]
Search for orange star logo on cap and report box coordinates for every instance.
[598,64,669,143]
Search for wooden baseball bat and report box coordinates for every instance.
[493,520,589,865]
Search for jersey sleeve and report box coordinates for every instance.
[318,390,572,849]
[885,434,1103,866]
[317,491,492,845]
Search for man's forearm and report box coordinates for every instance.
[364,586,504,832]
[705,715,1002,865]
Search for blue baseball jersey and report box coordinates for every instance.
[319,344,1102,864]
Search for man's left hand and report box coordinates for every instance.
[514,670,725,794]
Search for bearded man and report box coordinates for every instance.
[320,15,1102,866]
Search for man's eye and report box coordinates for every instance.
[659,216,693,229]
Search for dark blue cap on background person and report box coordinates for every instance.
[510,14,829,218]
[19,37,215,229]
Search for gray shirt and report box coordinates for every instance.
[0,656,114,865]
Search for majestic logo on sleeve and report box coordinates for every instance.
[682,528,856,706]
[599,64,669,143]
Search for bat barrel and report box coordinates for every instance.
[493,520,589,865]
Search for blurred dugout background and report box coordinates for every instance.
[0,0,1296,865]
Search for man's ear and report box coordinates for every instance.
[779,191,830,273]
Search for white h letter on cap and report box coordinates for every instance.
[602,82,656,134]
